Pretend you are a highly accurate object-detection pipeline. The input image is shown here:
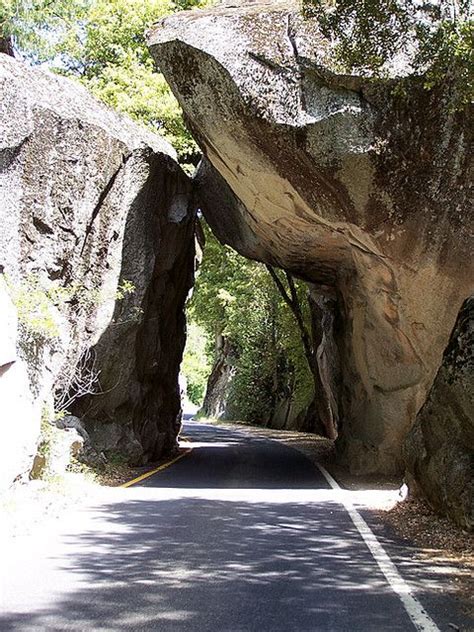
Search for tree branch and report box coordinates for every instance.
[266,265,314,369]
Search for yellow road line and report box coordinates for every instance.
[121,447,192,488]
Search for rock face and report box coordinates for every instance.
[404,298,474,529]
[149,2,474,472]
[0,54,194,487]
[0,278,39,489]
[200,335,236,419]
[149,1,473,474]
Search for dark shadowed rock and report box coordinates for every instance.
[0,55,194,486]
[70,148,195,465]
[149,1,473,475]
[0,38,14,57]
[404,298,474,530]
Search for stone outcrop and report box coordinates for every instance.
[0,278,38,489]
[404,298,474,529]
[149,1,473,475]
[0,54,194,487]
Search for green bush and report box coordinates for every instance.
[182,321,212,405]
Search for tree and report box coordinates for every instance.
[188,223,315,428]
[302,0,473,105]
[0,0,208,164]
[0,1,90,60]
[266,267,337,439]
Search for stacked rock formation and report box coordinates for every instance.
[148,1,473,477]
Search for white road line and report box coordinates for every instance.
[317,464,440,632]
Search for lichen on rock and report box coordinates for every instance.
[0,54,195,487]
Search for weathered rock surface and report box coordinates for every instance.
[404,298,474,529]
[0,278,38,489]
[149,1,473,474]
[0,54,194,487]
[55,415,107,469]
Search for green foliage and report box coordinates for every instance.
[115,279,136,301]
[106,450,129,466]
[6,274,68,339]
[6,274,136,341]
[0,1,90,59]
[188,223,255,338]
[302,0,473,105]
[182,321,212,405]
[224,267,314,423]
[1,0,210,164]
[186,223,314,423]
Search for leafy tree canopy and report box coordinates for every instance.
[1,0,208,163]
[188,223,314,418]
[302,0,473,105]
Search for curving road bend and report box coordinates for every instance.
[0,421,469,631]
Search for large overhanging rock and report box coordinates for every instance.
[0,54,194,487]
[149,1,473,474]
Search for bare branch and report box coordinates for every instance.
[54,347,101,412]
[266,265,315,368]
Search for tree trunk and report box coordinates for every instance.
[266,265,338,439]
[307,287,340,439]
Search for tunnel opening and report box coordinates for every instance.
[180,215,342,445]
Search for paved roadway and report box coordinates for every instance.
[0,421,469,631]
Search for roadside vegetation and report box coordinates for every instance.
[186,224,315,427]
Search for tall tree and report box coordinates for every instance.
[0,0,208,164]
[266,267,337,440]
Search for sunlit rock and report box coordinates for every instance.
[149,1,473,474]
[0,55,194,486]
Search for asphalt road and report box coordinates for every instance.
[0,422,469,631]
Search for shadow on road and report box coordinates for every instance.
[0,491,418,631]
[1,423,468,631]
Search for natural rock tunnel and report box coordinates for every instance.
[148,0,473,476]
[0,0,472,530]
